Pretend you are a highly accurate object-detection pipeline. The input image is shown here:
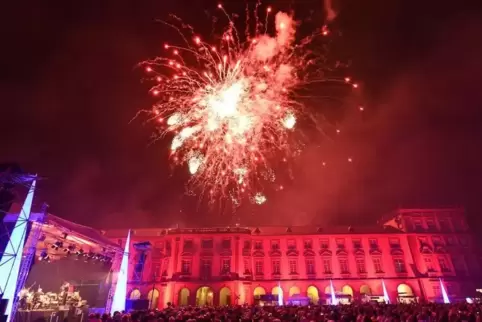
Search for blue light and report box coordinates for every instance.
[277,283,283,306]
[440,278,450,304]
[110,230,131,314]
[330,280,337,305]
[382,279,390,304]
[0,179,36,322]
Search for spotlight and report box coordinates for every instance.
[52,241,63,250]
[39,251,50,262]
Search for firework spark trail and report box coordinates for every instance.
[141,4,353,205]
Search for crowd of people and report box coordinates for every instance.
[88,303,482,322]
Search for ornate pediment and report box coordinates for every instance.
[252,250,265,257]
[319,249,332,256]
[369,248,382,256]
[390,248,404,256]
[434,246,447,254]
[180,252,193,257]
[420,245,433,254]
[286,249,299,257]
[303,249,316,257]
[336,248,348,256]
[353,248,365,256]
[269,249,282,257]
[220,250,233,256]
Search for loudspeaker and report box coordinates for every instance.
[0,299,7,315]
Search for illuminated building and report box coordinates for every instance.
[104,208,481,308]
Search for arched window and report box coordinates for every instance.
[178,288,190,306]
[360,285,371,295]
[130,289,141,300]
[147,289,160,309]
[307,286,319,304]
[342,285,353,296]
[271,286,282,295]
[196,286,214,306]
[253,286,266,299]
[219,287,231,306]
[324,285,332,294]
[289,286,301,297]
[397,284,413,296]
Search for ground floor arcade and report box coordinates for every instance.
[126,278,435,309]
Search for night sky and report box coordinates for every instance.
[2,0,482,229]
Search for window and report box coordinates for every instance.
[438,219,451,231]
[394,258,407,273]
[306,258,315,275]
[424,257,434,271]
[413,219,423,231]
[373,258,383,273]
[445,236,456,246]
[459,236,469,246]
[339,259,349,273]
[336,238,345,248]
[243,259,250,273]
[356,258,366,273]
[221,258,231,273]
[438,257,450,272]
[222,239,231,249]
[162,259,169,276]
[432,236,443,246]
[254,241,263,250]
[304,239,313,249]
[320,239,329,249]
[287,239,296,250]
[243,240,251,249]
[454,219,466,231]
[426,219,436,230]
[183,239,193,251]
[200,259,212,278]
[271,240,280,250]
[289,259,298,274]
[255,260,264,275]
[433,285,441,297]
[389,238,400,248]
[152,263,161,277]
[181,259,191,274]
[272,260,281,275]
[369,239,378,248]
[352,239,362,248]
[201,239,213,249]
[452,256,467,275]
[323,258,332,273]
[419,237,429,247]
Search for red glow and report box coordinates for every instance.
[145,66,153,73]
[344,77,351,83]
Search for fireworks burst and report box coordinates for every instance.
[141,3,354,205]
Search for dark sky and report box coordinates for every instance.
[1,0,482,229]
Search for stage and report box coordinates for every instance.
[1,202,124,322]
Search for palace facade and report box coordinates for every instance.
[103,208,481,308]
